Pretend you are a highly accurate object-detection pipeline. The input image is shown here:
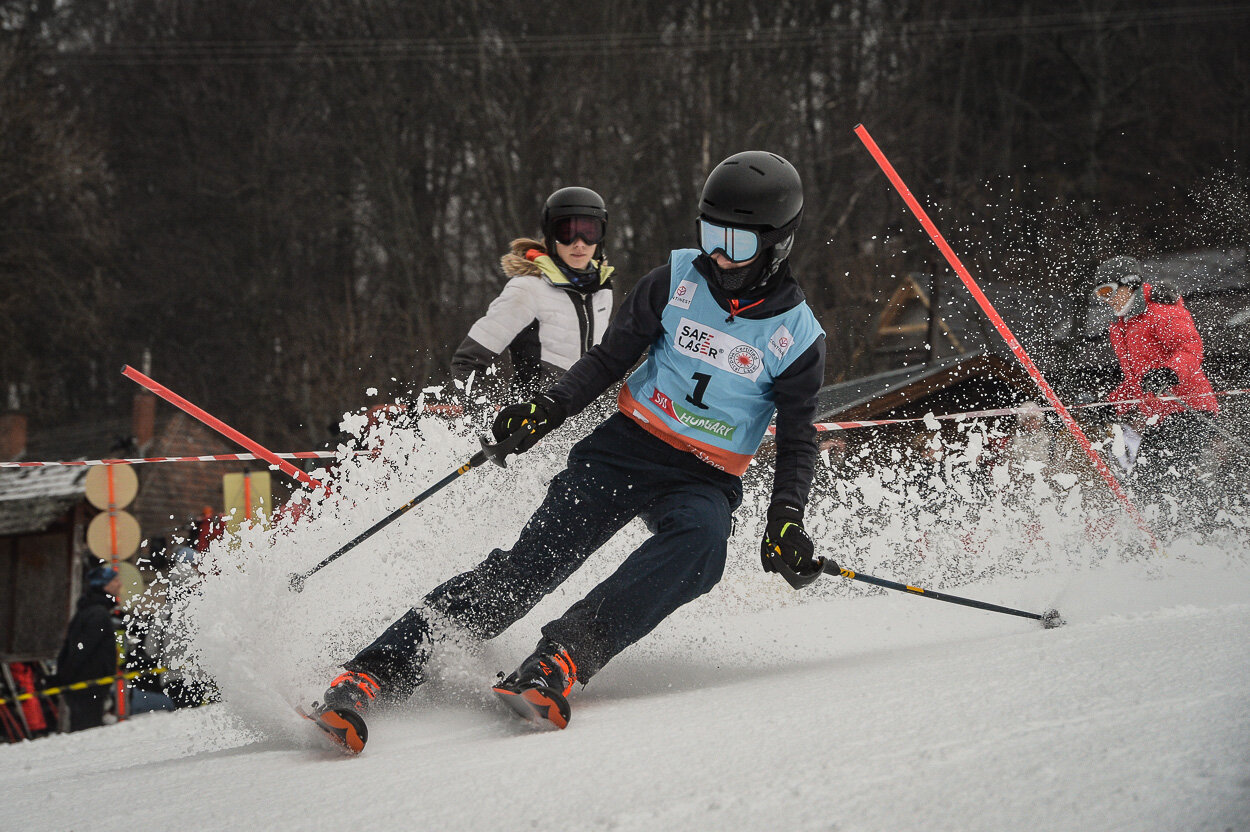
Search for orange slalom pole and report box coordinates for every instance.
[121,365,326,493]
[853,124,1161,552]
[106,465,126,721]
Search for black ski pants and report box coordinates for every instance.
[346,413,743,698]
[1131,410,1217,517]
[1135,407,1210,492]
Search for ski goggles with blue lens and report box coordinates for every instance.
[697,218,762,263]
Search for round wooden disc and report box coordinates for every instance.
[115,561,147,608]
[84,464,139,510]
[86,510,141,560]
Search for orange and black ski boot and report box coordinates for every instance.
[492,641,577,729]
[297,670,380,755]
[298,703,369,755]
[321,670,381,716]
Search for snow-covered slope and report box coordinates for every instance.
[4,415,1248,831]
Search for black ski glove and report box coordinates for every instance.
[1083,403,1117,424]
[491,392,567,454]
[1140,367,1180,396]
[760,504,825,590]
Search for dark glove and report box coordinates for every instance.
[1082,403,1117,424]
[760,504,824,590]
[490,393,567,454]
[1140,367,1180,396]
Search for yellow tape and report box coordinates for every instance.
[0,667,168,706]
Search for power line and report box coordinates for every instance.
[46,4,1250,67]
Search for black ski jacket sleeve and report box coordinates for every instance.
[767,334,825,514]
[546,259,825,516]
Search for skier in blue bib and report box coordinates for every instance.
[317,151,830,736]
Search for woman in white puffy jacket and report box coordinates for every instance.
[451,187,615,402]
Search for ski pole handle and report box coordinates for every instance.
[474,421,535,468]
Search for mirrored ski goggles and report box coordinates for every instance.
[697,218,761,263]
[551,216,605,246]
[1094,281,1121,299]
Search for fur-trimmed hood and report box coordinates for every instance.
[500,237,613,289]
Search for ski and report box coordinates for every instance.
[491,681,571,730]
[296,704,368,755]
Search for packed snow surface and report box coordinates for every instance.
[4,412,1248,831]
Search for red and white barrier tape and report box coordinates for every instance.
[0,451,345,469]
[5,389,1244,468]
[766,388,1249,434]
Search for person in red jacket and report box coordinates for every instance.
[1093,255,1219,516]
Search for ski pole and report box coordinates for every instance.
[822,561,1064,629]
[1171,397,1250,454]
[288,425,533,592]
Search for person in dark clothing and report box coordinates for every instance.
[315,151,830,742]
[54,565,122,732]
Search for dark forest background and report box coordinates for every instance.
[2,0,1248,449]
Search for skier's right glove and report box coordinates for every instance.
[761,504,826,590]
[491,393,567,454]
[1083,403,1118,424]
[1141,367,1180,396]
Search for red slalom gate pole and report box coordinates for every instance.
[853,124,1162,552]
[121,365,326,493]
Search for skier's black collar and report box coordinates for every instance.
[692,254,807,320]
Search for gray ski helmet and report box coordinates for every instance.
[1094,255,1144,290]
[541,186,607,240]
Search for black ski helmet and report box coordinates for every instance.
[697,151,803,294]
[539,186,609,290]
[541,186,607,246]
